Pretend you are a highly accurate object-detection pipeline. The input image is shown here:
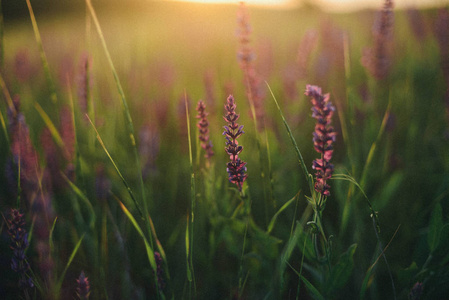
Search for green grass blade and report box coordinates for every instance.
[185,215,192,282]
[0,72,14,115]
[0,106,8,146]
[280,221,303,288]
[34,102,64,148]
[25,0,57,104]
[116,197,157,272]
[0,0,3,69]
[185,93,196,296]
[267,191,300,234]
[266,82,314,195]
[55,233,86,295]
[85,0,153,251]
[287,261,325,300]
[86,115,144,218]
[49,217,58,254]
[360,100,391,188]
[61,172,96,230]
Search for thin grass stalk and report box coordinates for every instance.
[0,0,3,69]
[264,128,276,210]
[86,115,144,218]
[54,234,86,298]
[34,102,64,148]
[244,70,273,223]
[0,105,8,145]
[114,195,161,298]
[84,0,154,248]
[66,74,85,189]
[360,97,392,189]
[25,0,57,104]
[238,207,250,299]
[266,82,314,195]
[185,93,197,298]
[296,230,310,300]
[61,172,96,230]
[331,173,395,298]
[0,71,15,116]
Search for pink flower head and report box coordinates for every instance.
[223,95,247,191]
[305,85,336,197]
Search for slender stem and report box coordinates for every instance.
[25,0,57,104]
[185,93,196,297]
[84,0,154,248]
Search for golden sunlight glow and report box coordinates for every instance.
[170,0,293,7]
[169,0,449,11]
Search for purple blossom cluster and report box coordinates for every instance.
[8,209,34,289]
[154,251,165,291]
[361,0,394,80]
[196,100,214,160]
[305,85,336,197]
[223,95,247,192]
[237,2,265,130]
[76,271,91,300]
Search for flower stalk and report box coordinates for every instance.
[305,85,336,203]
[223,95,247,192]
[7,209,34,295]
[196,100,214,162]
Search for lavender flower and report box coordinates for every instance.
[406,8,428,44]
[196,100,214,160]
[95,165,111,201]
[296,29,319,80]
[77,52,92,119]
[223,95,247,192]
[60,106,75,164]
[138,124,160,179]
[361,0,394,80]
[14,49,36,83]
[7,95,55,286]
[7,209,34,290]
[305,85,336,197]
[154,252,165,291]
[237,2,265,130]
[76,271,91,300]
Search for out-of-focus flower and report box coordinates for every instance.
[196,100,214,160]
[76,271,91,300]
[237,2,265,130]
[7,209,34,290]
[361,0,394,80]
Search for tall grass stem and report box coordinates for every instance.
[25,0,58,104]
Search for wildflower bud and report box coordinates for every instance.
[76,271,91,300]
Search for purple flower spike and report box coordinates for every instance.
[305,85,336,197]
[223,95,247,192]
[154,252,165,291]
[8,209,34,290]
[361,0,394,80]
[196,100,214,160]
[76,271,91,300]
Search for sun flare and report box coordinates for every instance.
[170,0,293,7]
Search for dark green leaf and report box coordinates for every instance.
[326,243,357,295]
[428,203,443,252]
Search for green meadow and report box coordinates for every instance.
[0,1,448,299]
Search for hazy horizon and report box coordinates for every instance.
[169,0,449,11]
